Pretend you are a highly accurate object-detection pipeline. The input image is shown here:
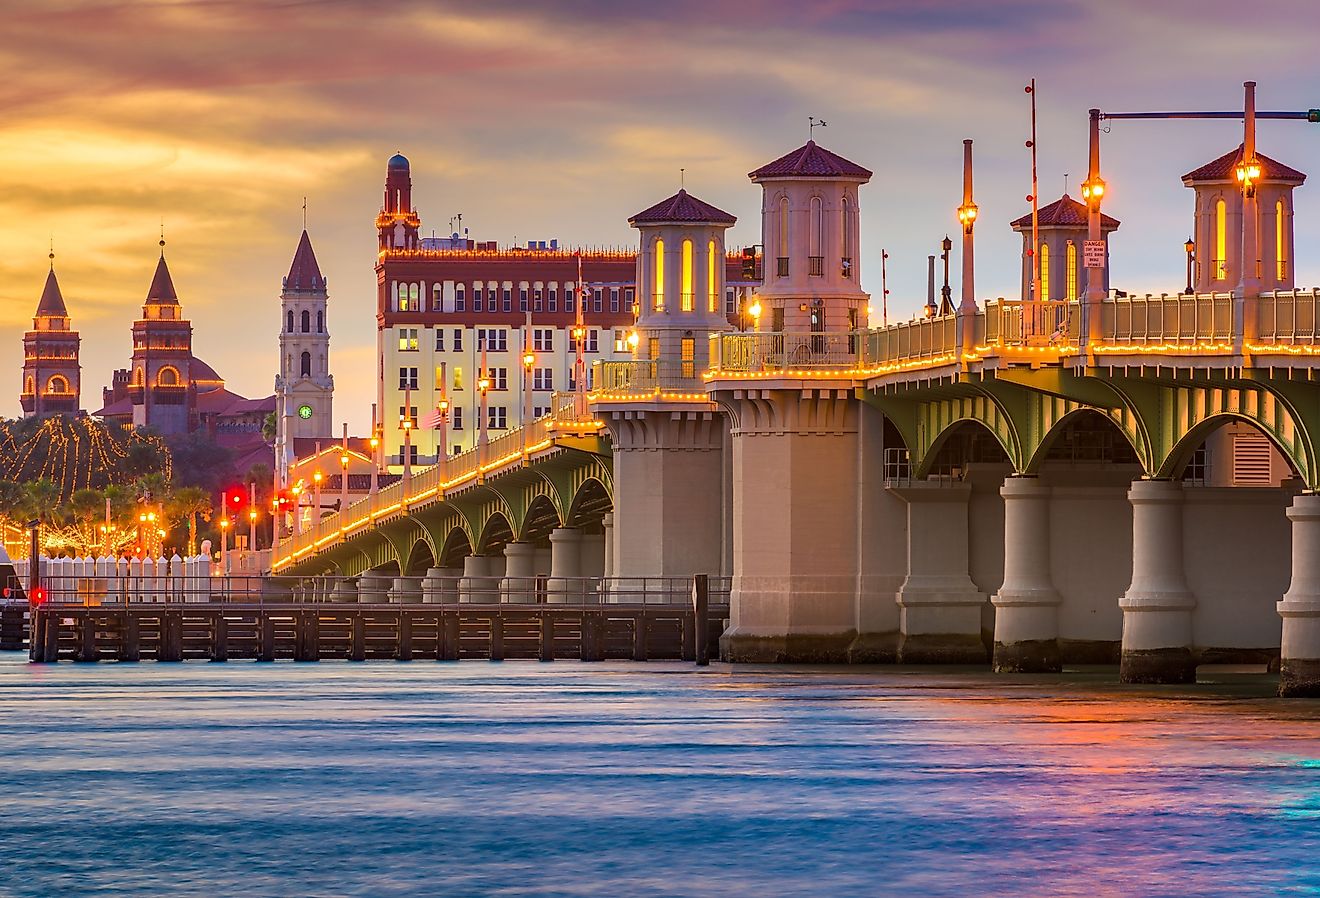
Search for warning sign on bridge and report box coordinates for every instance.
[1083,240,1106,269]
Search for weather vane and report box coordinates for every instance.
[809,116,828,139]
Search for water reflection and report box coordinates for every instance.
[0,656,1316,897]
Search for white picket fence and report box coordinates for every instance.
[8,554,216,603]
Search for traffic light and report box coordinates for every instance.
[1309,109,1320,124]
[274,490,293,512]
[30,587,46,606]
[741,246,758,279]
[225,487,247,513]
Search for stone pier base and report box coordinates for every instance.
[993,638,1062,674]
[1119,646,1197,684]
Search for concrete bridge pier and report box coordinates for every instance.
[423,567,461,603]
[718,388,860,662]
[1119,479,1197,683]
[546,527,583,603]
[500,542,536,603]
[458,555,494,603]
[357,572,391,603]
[992,476,1062,672]
[1279,493,1320,696]
[891,481,988,664]
[389,576,421,603]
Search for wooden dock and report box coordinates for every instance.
[24,599,723,664]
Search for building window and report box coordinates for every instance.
[587,329,599,353]
[533,328,553,351]
[286,311,294,333]
[455,284,465,312]
[681,239,694,311]
[435,329,444,351]
[1276,199,1287,277]
[1215,198,1227,280]
[681,336,695,379]
[398,328,419,352]
[708,240,718,312]
[453,329,463,352]
[725,288,736,316]
[477,329,507,352]
[520,288,529,312]
[533,405,550,419]
[534,288,543,312]
[399,444,419,465]
[453,367,463,390]
[1039,242,1050,301]
[777,195,789,277]
[490,367,509,390]
[648,337,660,361]
[452,406,463,430]
[398,406,418,428]
[488,406,508,430]
[654,237,665,309]
[300,352,311,377]
[614,328,628,352]
[502,288,512,312]
[432,283,444,311]
[398,367,418,390]
[47,375,68,394]
[842,195,852,269]
[301,309,311,333]
[624,287,635,314]
[610,287,620,313]
[317,311,324,333]
[1066,241,1077,302]
[809,196,823,277]
[548,288,558,312]
[565,284,575,313]
[533,368,552,391]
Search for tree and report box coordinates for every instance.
[169,486,212,556]
[166,431,237,494]
[262,412,278,443]
[0,480,26,524]
[22,480,60,527]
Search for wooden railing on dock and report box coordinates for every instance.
[15,574,724,665]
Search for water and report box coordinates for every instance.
[0,655,1317,897]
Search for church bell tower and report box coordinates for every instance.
[275,228,334,480]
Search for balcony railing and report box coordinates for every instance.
[710,331,863,373]
[1256,289,1320,344]
[593,359,701,394]
[1099,292,1234,345]
[867,314,959,364]
[808,256,824,276]
[776,257,789,277]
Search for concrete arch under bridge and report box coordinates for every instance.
[278,448,615,581]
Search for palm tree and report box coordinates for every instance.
[0,480,26,525]
[170,486,212,556]
[262,412,278,443]
[22,479,60,527]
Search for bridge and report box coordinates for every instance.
[273,88,1320,696]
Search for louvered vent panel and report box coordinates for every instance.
[1232,433,1273,486]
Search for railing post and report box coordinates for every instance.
[692,574,709,666]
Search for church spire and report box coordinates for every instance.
[285,229,325,292]
[35,266,69,320]
[145,250,179,306]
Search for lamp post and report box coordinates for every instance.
[477,370,491,462]
[247,509,257,554]
[957,138,979,357]
[369,402,380,496]
[1184,238,1196,295]
[312,469,322,533]
[746,297,762,330]
[291,484,302,535]
[437,396,449,481]
[219,517,229,574]
[522,348,535,452]
[1081,107,1107,345]
[939,235,954,315]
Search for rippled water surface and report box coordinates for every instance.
[1,654,1318,897]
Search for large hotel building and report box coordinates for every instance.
[375,153,760,467]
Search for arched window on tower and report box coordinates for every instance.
[708,240,718,313]
[1277,199,1287,281]
[1066,241,1077,302]
[23,376,34,396]
[157,367,179,387]
[1039,242,1050,301]
[1215,198,1227,280]
[301,310,311,333]
[46,375,67,395]
[681,239,694,311]
[317,311,323,333]
[653,238,665,310]
[809,196,823,276]
[841,196,852,278]
[300,351,311,378]
[286,311,294,333]
[777,196,790,277]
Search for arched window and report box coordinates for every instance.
[1215,198,1227,280]
[1039,242,1050,300]
[286,310,294,333]
[809,196,823,256]
[653,238,665,310]
[157,367,179,387]
[391,281,399,309]
[301,310,311,333]
[1066,241,1077,302]
[777,196,790,276]
[133,367,144,386]
[300,351,311,377]
[317,311,324,333]
[841,196,852,277]
[23,376,34,396]
[1277,199,1287,280]
[433,283,444,311]
[46,375,67,394]
[409,283,420,309]
[681,239,694,311]
[707,240,718,313]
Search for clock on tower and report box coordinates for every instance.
[298,404,313,420]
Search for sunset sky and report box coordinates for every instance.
[4,0,1319,431]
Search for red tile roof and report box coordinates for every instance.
[749,140,872,180]
[94,396,133,418]
[35,268,69,318]
[285,230,325,291]
[146,254,179,305]
[1010,194,1120,230]
[1182,144,1306,184]
[629,189,736,226]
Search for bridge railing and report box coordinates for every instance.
[867,314,959,363]
[1256,289,1320,345]
[1099,291,1235,345]
[593,359,703,394]
[709,330,866,373]
[984,300,1077,347]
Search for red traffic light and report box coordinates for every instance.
[30,587,46,606]
[225,487,247,510]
